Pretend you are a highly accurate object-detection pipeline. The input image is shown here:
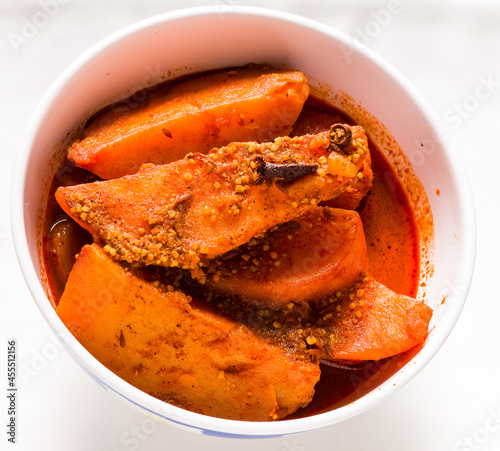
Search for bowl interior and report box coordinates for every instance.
[12,6,475,438]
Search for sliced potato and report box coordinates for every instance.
[206,207,369,308]
[316,275,433,362]
[68,66,310,179]
[56,244,320,421]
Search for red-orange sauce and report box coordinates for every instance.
[360,150,419,298]
[286,100,420,417]
[42,91,420,419]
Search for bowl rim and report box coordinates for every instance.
[10,5,476,438]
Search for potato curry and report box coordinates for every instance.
[43,65,432,421]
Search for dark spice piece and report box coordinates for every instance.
[329,123,352,153]
[279,220,301,230]
[119,330,126,348]
[254,156,318,185]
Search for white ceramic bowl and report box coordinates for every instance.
[11,6,475,438]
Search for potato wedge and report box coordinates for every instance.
[205,207,369,308]
[315,275,433,362]
[56,244,320,421]
[55,125,370,275]
[68,67,310,179]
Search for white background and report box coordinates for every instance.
[1,1,499,450]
